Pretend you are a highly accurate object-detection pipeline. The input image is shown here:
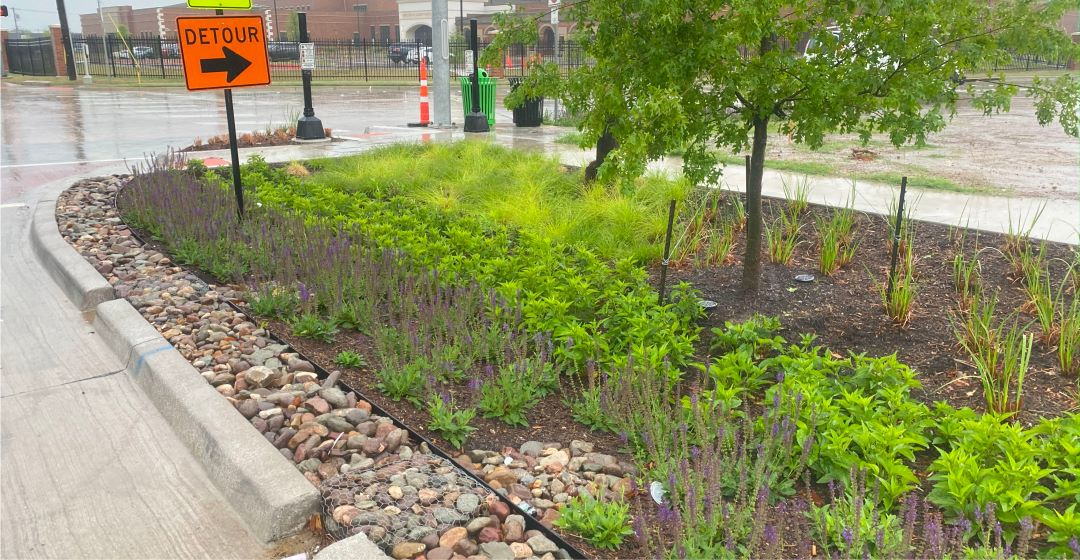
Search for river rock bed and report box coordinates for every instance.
[55,176,581,560]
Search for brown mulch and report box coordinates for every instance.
[662,196,1078,427]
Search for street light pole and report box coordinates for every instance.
[459,0,463,35]
[295,11,325,140]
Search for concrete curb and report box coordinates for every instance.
[29,197,115,311]
[92,299,321,544]
[31,189,320,544]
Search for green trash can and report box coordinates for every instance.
[459,69,496,126]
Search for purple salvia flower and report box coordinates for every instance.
[440,392,451,405]
[632,514,646,545]
[656,504,676,524]
[1068,537,1079,558]
[875,528,885,551]
[298,281,311,303]
[467,377,481,391]
[841,527,854,548]
[974,503,983,525]
[764,525,777,545]
[618,431,629,445]
[691,446,701,460]
[776,370,785,383]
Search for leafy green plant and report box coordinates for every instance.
[333,350,366,369]
[927,405,1072,535]
[770,350,932,509]
[426,393,476,449]
[248,283,298,319]
[289,312,339,343]
[375,358,428,407]
[567,385,615,432]
[477,361,545,427]
[554,494,634,550]
[709,314,784,358]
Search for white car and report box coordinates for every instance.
[405,46,431,65]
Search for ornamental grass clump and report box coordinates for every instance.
[953,296,1033,417]
[816,206,859,276]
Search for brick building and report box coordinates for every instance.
[78,0,400,42]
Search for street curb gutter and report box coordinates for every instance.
[31,196,320,544]
[30,198,115,311]
[92,300,322,544]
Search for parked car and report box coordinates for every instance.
[115,46,155,60]
[161,42,180,58]
[267,42,300,62]
[388,43,409,64]
[405,46,431,65]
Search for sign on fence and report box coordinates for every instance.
[176,15,270,90]
[464,49,473,74]
[299,42,315,70]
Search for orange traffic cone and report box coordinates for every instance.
[505,53,513,70]
[409,58,430,127]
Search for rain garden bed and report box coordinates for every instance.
[111,141,1079,559]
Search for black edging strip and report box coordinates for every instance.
[229,299,589,560]
[111,183,589,559]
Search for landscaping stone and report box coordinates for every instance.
[479,542,515,560]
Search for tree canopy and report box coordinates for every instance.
[562,0,1079,289]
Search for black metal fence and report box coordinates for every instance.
[977,52,1071,72]
[5,37,56,76]
[67,36,588,82]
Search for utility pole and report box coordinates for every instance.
[431,0,451,127]
[273,0,280,40]
[96,0,107,70]
[55,0,77,80]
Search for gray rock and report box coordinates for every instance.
[298,458,322,473]
[569,440,594,456]
[345,408,369,425]
[527,535,559,555]
[433,507,467,525]
[319,387,348,409]
[384,428,406,453]
[466,516,491,534]
[236,399,259,419]
[319,415,354,433]
[455,493,480,515]
[479,542,515,560]
[519,441,544,457]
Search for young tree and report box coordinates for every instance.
[570,0,1079,291]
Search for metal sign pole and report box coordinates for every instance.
[431,0,451,127]
[463,19,488,133]
[295,11,324,140]
[213,7,244,221]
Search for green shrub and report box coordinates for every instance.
[554,494,635,550]
[333,350,366,368]
[427,394,476,449]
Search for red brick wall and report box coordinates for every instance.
[1,30,8,74]
[50,25,68,77]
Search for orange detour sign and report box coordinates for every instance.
[176,15,270,91]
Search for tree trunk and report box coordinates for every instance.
[740,115,770,293]
[585,126,617,182]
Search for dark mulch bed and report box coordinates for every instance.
[663,197,1078,427]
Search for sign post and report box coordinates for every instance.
[177,13,270,219]
[294,12,324,140]
[549,0,560,122]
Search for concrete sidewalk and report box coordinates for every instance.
[0,172,270,559]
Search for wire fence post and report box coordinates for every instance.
[885,176,909,301]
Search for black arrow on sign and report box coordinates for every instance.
[199,46,252,82]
